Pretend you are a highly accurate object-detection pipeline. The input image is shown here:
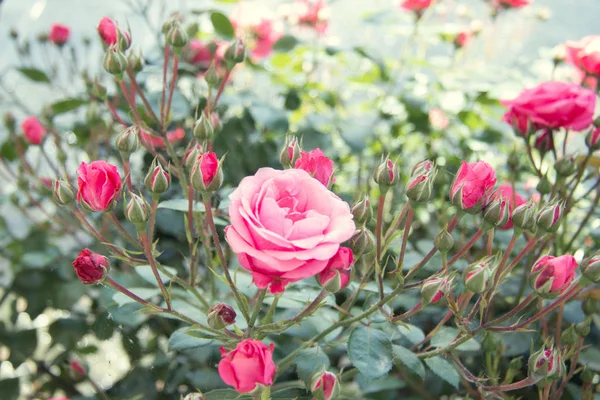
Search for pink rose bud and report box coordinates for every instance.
[406,160,436,203]
[144,160,170,194]
[166,22,189,49]
[400,0,433,12]
[501,82,596,133]
[21,116,46,145]
[528,346,563,381]
[69,360,87,382]
[586,128,600,151]
[450,161,497,213]
[483,190,511,229]
[311,371,339,400]
[125,192,150,225]
[115,126,140,153]
[49,23,70,46]
[166,127,185,144]
[207,303,237,329]
[40,177,53,190]
[464,257,494,294]
[297,0,329,34]
[581,253,600,283]
[97,17,130,49]
[53,179,75,206]
[294,148,335,187]
[421,277,453,305]
[77,160,122,212]
[190,151,223,192]
[496,184,526,230]
[72,249,109,284]
[184,144,202,170]
[564,35,600,77]
[351,196,372,226]
[511,200,537,231]
[536,200,563,233]
[317,247,354,293]
[280,135,302,168]
[224,39,246,69]
[529,255,578,298]
[373,157,400,191]
[218,339,276,393]
[429,108,449,130]
[554,155,577,177]
[533,130,553,153]
[193,114,214,140]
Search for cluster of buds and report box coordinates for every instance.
[405,160,436,203]
[434,227,455,253]
[373,157,400,193]
[581,252,600,283]
[207,303,237,329]
[511,200,537,232]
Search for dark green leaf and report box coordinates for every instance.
[274,35,299,52]
[357,374,406,393]
[348,325,393,380]
[0,140,17,161]
[0,378,19,400]
[424,356,459,388]
[204,389,247,400]
[17,67,50,83]
[210,12,235,39]
[430,327,481,352]
[295,346,330,385]
[169,327,214,351]
[393,345,425,379]
[51,98,87,115]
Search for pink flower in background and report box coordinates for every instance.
[76,160,121,211]
[494,0,532,9]
[218,339,276,393]
[250,19,282,60]
[294,148,335,187]
[49,23,70,45]
[225,168,355,293]
[185,39,213,68]
[97,17,129,46]
[140,128,185,149]
[501,81,596,132]
[400,0,432,12]
[429,108,449,130]
[311,371,338,400]
[496,184,526,230]
[450,161,497,210]
[565,36,600,79]
[297,0,328,34]
[21,116,46,145]
[454,30,472,48]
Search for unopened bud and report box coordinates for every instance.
[421,277,453,305]
[167,23,188,48]
[204,63,221,88]
[537,174,552,195]
[128,49,145,74]
[193,114,214,141]
[509,357,523,371]
[224,39,246,69]
[184,144,202,170]
[53,179,75,206]
[3,112,16,132]
[582,253,600,283]
[69,360,88,382]
[406,160,436,203]
[351,196,372,225]
[512,200,537,232]
[144,160,170,194]
[582,367,595,383]
[373,157,400,192]
[434,228,454,253]
[125,193,150,225]
[582,298,597,316]
[115,126,139,153]
[279,135,302,168]
[464,257,493,294]
[528,346,563,381]
[554,155,577,177]
[310,371,339,400]
[190,152,224,192]
[350,228,375,255]
[561,325,578,346]
[103,45,128,76]
[575,317,592,337]
[483,192,510,229]
[207,303,236,329]
[586,128,600,151]
[536,200,563,233]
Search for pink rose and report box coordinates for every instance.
[251,20,282,60]
[400,0,432,12]
[97,17,129,47]
[454,31,472,48]
[501,82,596,133]
[297,0,328,34]
[530,255,578,296]
[494,0,532,9]
[72,249,109,284]
[49,23,70,45]
[140,128,185,148]
[77,160,122,211]
[565,36,600,77]
[225,168,355,293]
[21,116,46,145]
[450,161,497,210]
[317,247,353,292]
[294,148,335,187]
[218,339,276,393]
[311,371,338,400]
[497,184,526,230]
[185,39,213,68]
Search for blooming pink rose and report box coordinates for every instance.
[400,0,432,12]
[497,184,526,230]
[21,116,46,145]
[97,17,129,46]
[501,82,596,133]
[317,247,353,291]
[218,339,276,393]
[311,371,338,400]
[49,24,70,45]
[450,161,497,210]
[77,160,121,211]
[250,20,282,60]
[531,255,578,295]
[294,148,335,187]
[72,249,109,284]
[225,168,355,293]
[565,35,600,76]
[297,0,328,34]
[494,0,532,9]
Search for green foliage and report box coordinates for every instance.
[348,325,394,380]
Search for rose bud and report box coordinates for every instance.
[373,157,400,192]
[115,126,139,154]
[49,23,70,46]
[536,200,563,233]
[77,161,122,212]
[103,45,128,76]
[218,339,276,393]
[53,179,75,206]
[434,227,454,253]
[144,160,170,195]
[421,277,453,305]
[184,144,202,170]
[166,23,189,48]
[529,255,578,298]
[294,148,335,188]
[511,200,537,232]
[161,16,178,35]
[495,184,527,230]
[350,228,375,255]
[193,113,214,141]
[317,247,354,293]
[204,63,221,88]
[125,192,150,225]
[351,196,372,226]
[581,253,600,283]
[97,17,130,49]
[69,360,87,382]
[528,346,563,381]
[534,130,553,153]
[536,174,552,195]
[560,325,578,346]
[483,191,510,229]
[575,316,592,337]
[72,249,109,284]
[207,303,237,329]
[279,135,302,168]
[190,152,223,192]
[554,155,577,177]
[128,48,145,74]
[21,116,47,145]
[311,371,339,400]
[464,257,493,294]
[582,298,597,316]
[586,128,600,151]
[406,160,436,203]
[224,39,246,69]
[450,161,497,213]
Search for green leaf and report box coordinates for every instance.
[430,327,481,352]
[51,98,87,114]
[424,356,459,388]
[270,388,311,399]
[578,346,600,370]
[204,389,249,400]
[393,345,425,379]
[396,323,425,345]
[0,378,19,400]
[17,67,50,83]
[157,199,205,213]
[357,374,406,393]
[1,140,17,161]
[169,327,214,351]
[348,325,393,380]
[295,346,330,385]
[273,35,299,52]
[210,12,235,39]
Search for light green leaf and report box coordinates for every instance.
[134,265,178,286]
[273,35,299,52]
[424,356,459,388]
[157,199,205,213]
[348,325,393,380]
[112,288,161,306]
[210,12,235,39]
[396,323,425,345]
[393,345,425,379]
[51,98,87,114]
[17,67,50,83]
